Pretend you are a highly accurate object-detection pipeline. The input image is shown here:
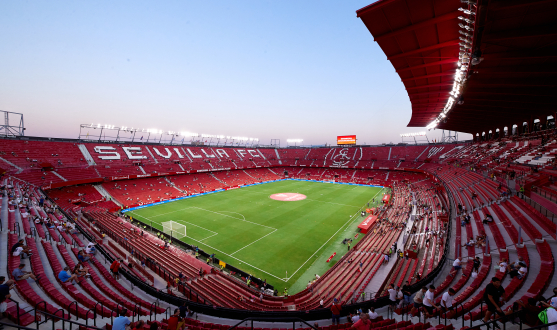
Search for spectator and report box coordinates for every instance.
[77,250,90,263]
[402,280,412,305]
[498,258,508,273]
[331,299,341,325]
[473,257,481,273]
[423,285,439,319]
[349,311,359,323]
[368,307,378,320]
[12,264,38,282]
[179,301,188,319]
[482,277,509,326]
[110,259,122,280]
[387,284,397,308]
[149,323,159,330]
[58,266,78,284]
[73,262,90,278]
[112,309,131,330]
[0,278,15,321]
[510,256,525,269]
[166,308,185,330]
[483,214,494,224]
[85,242,97,255]
[350,313,370,330]
[517,263,527,279]
[440,288,456,312]
[546,299,557,330]
[11,239,32,258]
[514,298,544,326]
[396,287,403,308]
[411,287,427,315]
[453,258,462,272]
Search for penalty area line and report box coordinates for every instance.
[230,229,277,256]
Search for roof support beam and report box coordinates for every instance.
[402,71,454,82]
[388,40,459,60]
[407,89,451,97]
[375,11,460,41]
[406,83,453,90]
[396,59,458,73]
[412,96,450,103]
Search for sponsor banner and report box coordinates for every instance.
[337,135,356,145]
[326,252,337,263]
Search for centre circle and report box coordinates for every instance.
[269,193,307,201]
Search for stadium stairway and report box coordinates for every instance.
[0,192,40,326]
[363,202,416,295]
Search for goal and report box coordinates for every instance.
[161,221,186,239]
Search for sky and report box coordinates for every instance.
[0,1,471,146]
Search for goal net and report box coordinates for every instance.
[161,221,186,239]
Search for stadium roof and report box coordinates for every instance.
[357,0,557,135]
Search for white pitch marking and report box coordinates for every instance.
[172,220,219,241]
[189,207,277,230]
[230,229,278,256]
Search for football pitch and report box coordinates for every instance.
[127,180,385,293]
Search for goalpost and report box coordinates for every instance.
[161,221,187,239]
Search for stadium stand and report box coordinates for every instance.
[2,0,557,327]
[1,131,557,329]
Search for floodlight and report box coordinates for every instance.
[458,16,474,24]
[459,23,474,31]
[458,7,476,15]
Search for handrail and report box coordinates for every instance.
[68,300,79,320]
[467,309,524,330]
[227,317,319,330]
[33,309,105,330]
[14,221,20,236]
[149,301,159,322]
[8,298,21,325]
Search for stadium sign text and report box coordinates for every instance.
[92,146,265,161]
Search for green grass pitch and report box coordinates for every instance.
[127,180,385,293]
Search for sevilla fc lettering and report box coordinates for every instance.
[91,146,262,161]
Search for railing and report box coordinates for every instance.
[519,191,557,224]
[13,221,20,236]
[467,309,524,330]
[228,317,319,330]
[532,185,557,203]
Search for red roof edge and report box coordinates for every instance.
[356,0,395,17]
